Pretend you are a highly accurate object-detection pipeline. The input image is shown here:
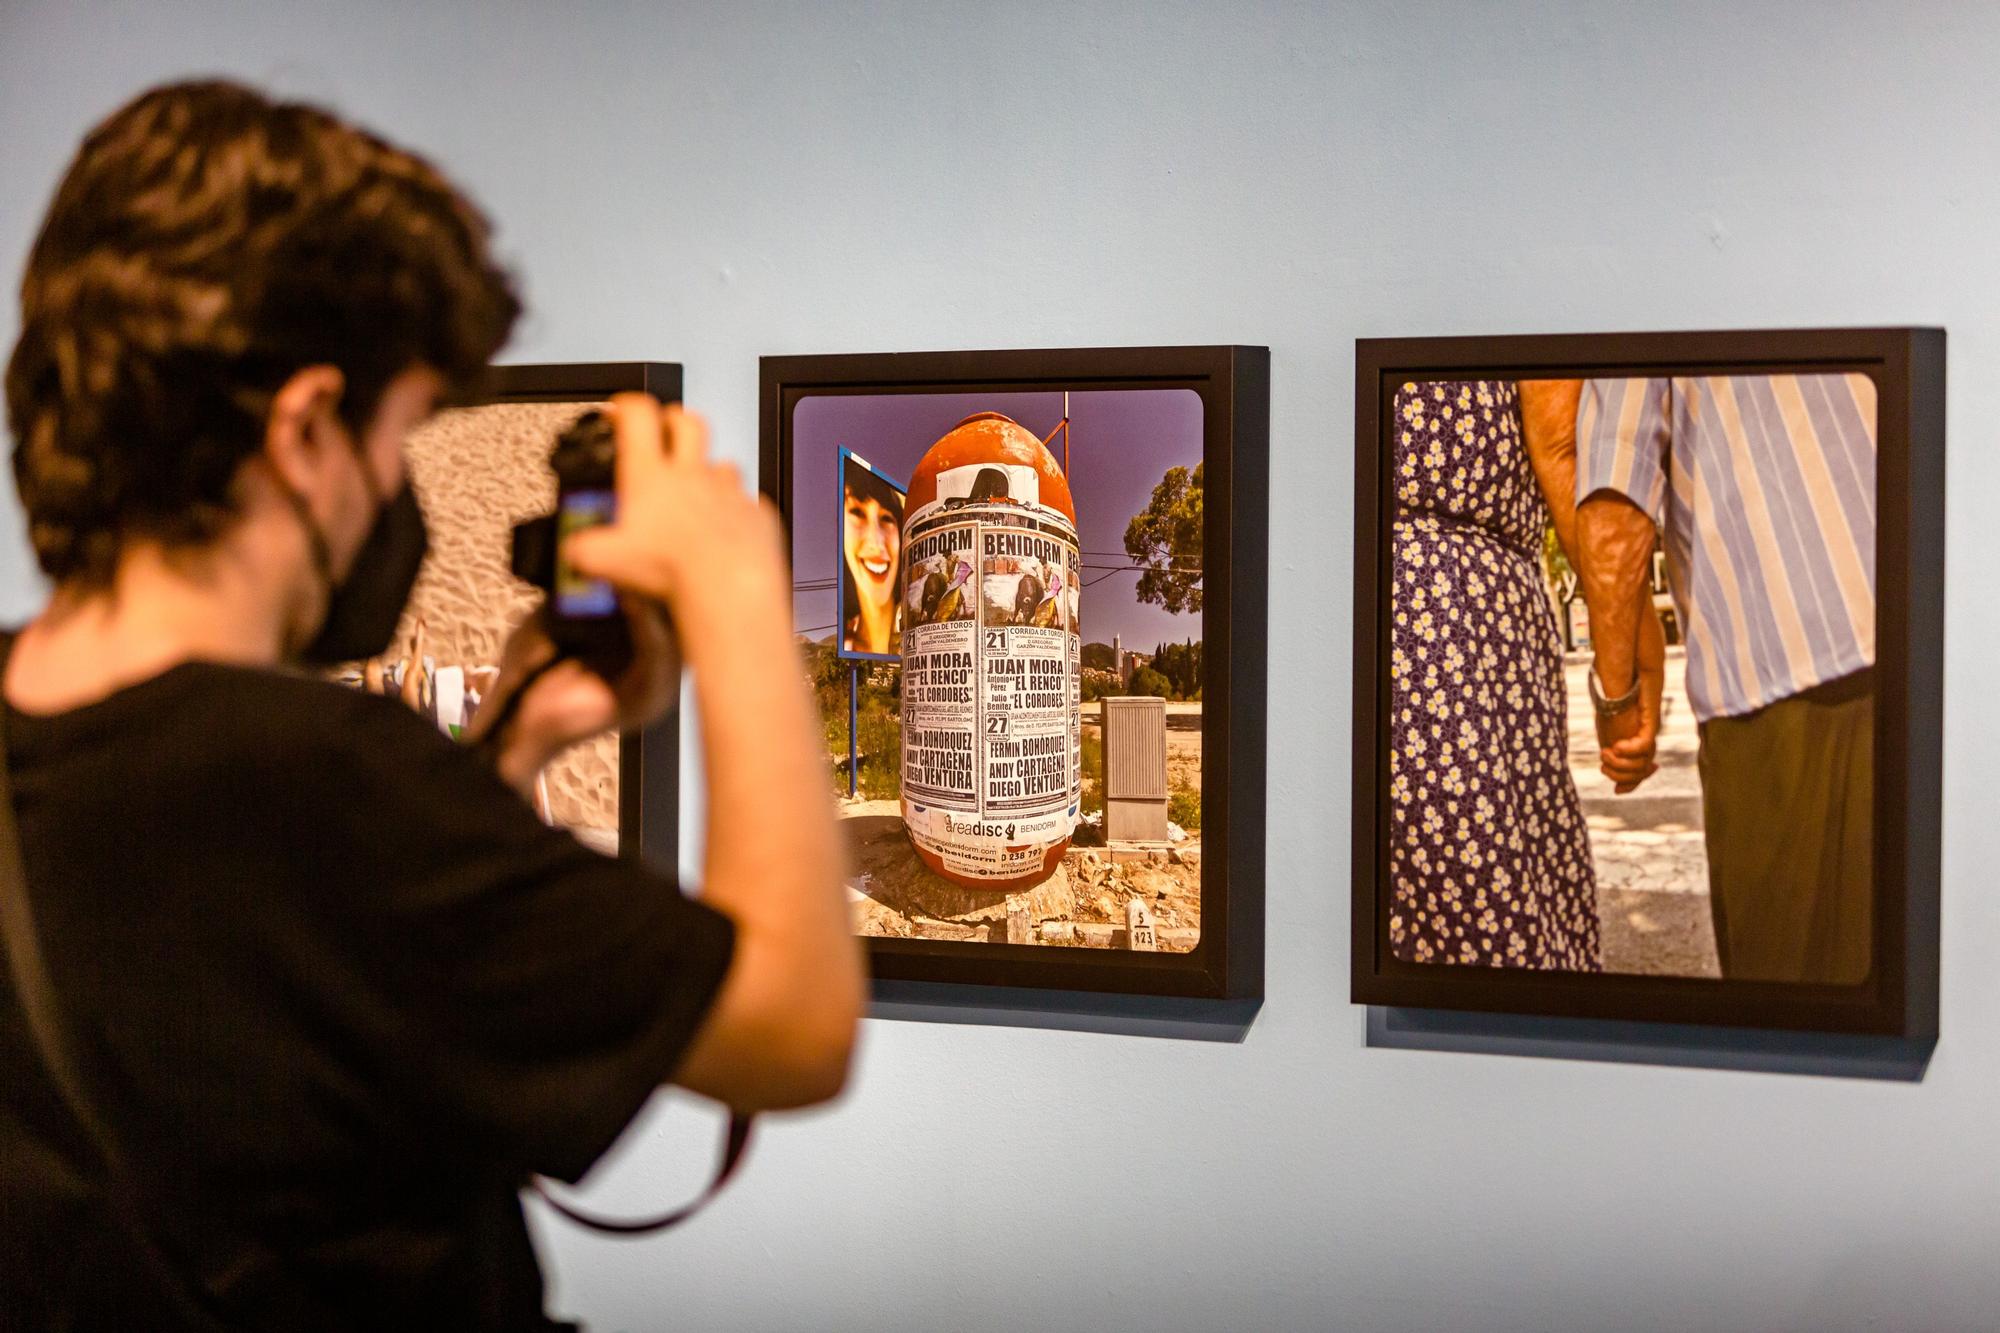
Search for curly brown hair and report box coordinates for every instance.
[5,80,521,587]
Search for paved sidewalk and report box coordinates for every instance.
[1565,648,1721,978]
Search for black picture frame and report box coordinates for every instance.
[762,346,1269,1001]
[475,362,682,875]
[1351,328,1944,1039]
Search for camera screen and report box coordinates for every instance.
[554,488,618,618]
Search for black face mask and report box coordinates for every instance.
[280,450,430,665]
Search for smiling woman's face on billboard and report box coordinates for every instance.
[841,453,906,658]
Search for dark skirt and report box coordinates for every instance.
[1387,514,1601,971]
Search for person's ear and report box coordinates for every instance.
[264,365,349,497]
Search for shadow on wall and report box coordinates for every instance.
[872,981,1260,1044]
[1367,1006,1934,1081]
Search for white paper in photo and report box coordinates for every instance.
[982,571,1024,622]
[433,666,467,731]
[931,462,1040,507]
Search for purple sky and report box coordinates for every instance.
[792,388,1203,650]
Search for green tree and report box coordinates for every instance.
[1143,638,1203,701]
[1129,665,1172,698]
[1124,462,1203,614]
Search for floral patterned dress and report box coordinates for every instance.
[1388,380,1601,970]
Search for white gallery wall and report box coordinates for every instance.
[2,3,1995,1330]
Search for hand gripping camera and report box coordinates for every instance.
[509,409,635,679]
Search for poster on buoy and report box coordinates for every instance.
[899,419,1082,889]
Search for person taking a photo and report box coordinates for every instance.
[0,79,863,1329]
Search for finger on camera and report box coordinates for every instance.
[662,404,709,465]
[568,533,676,607]
[559,528,631,584]
[609,393,670,490]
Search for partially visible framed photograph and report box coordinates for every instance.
[763,346,1269,1000]
[355,362,681,869]
[1352,328,1944,1038]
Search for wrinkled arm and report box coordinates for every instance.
[1518,380,1584,566]
[1577,493,1658,697]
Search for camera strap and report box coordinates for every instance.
[531,1111,754,1234]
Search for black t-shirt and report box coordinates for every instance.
[0,647,735,1329]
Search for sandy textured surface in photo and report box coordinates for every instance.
[843,800,1201,951]
[398,401,620,840]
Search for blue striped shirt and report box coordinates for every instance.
[1577,375,1876,722]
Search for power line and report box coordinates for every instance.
[1081,554,1204,566]
[1079,561,1202,570]
[1079,549,1201,558]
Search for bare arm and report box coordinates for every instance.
[1517,379,1584,567]
[667,556,861,1109]
[1522,376,1662,695]
[1576,492,1657,698]
[1579,489,1667,792]
[564,399,863,1111]
[1526,377,1667,792]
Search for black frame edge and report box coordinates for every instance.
[1350,328,1945,1040]
[1900,329,1946,1043]
[760,346,1270,1004]
[1225,346,1271,1001]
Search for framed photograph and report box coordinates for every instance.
[763,346,1269,1000]
[1352,328,1943,1038]
[350,362,681,869]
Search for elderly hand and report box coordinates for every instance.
[1598,605,1666,794]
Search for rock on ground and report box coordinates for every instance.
[840,800,1201,952]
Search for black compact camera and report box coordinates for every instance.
[510,409,634,678]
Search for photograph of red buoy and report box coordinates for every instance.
[791,388,1206,952]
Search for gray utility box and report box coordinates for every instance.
[1102,695,1170,843]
